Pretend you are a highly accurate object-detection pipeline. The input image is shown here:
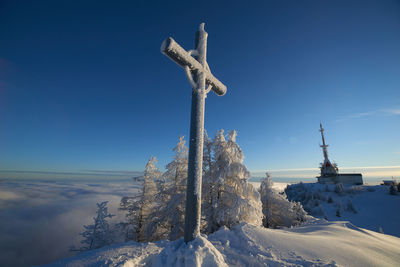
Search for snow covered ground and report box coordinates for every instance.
[44,221,400,267]
[285,183,400,237]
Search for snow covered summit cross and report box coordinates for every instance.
[161,23,227,243]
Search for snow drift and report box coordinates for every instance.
[44,221,400,267]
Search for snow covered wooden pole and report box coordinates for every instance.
[161,23,226,243]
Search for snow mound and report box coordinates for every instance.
[209,221,400,266]
[44,221,400,267]
[41,241,166,267]
[153,235,227,267]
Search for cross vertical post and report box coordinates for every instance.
[184,23,207,243]
[161,23,227,243]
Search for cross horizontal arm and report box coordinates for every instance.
[161,37,226,96]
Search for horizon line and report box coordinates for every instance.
[251,165,400,173]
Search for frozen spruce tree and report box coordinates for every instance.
[201,130,215,233]
[146,136,189,241]
[164,136,188,240]
[72,201,115,251]
[202,130,213,176]
[163,136,188,195]
[206,130,262,231]
[260,173,307,228]
[120,156,160,242]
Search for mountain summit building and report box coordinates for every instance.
[317,123,363,185]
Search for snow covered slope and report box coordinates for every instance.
[44,221,400,267]
[286,183,400,237]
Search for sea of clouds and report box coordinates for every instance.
[0,178,140,267]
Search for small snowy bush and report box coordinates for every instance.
[346,199,357,214]
[334,183,345,195]
[260,173,308,228]
[311,205,327,219]
[336,207,341,217]
[346,185,363,195]
[389,184,398,195]
[367,187,376,192]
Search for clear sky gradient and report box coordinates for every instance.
[1,0,399,180]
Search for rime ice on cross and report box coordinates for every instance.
[161,23,227,243]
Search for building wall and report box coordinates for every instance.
[337,174,363,185]
[318,174,363,185]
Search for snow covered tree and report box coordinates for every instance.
[334,199,343,218]
[201,130,216,233]
[128,130,292,240]
[389,184,398,195]
[164,136,188,240]
[163,136,188,194]
[260,173,307,228]
[120,156,160,242]
[73,201,115,251]
[334,183,344,195]
[346,199,357,214]
[336,207,341,217]
[146,136,189,241]
[205,130,262,231]
[202,130,213,176]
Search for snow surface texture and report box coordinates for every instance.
[154,235,227,267]
[44,221,400,267]
[286,183,400,237]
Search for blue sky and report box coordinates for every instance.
[1,0,399,180]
